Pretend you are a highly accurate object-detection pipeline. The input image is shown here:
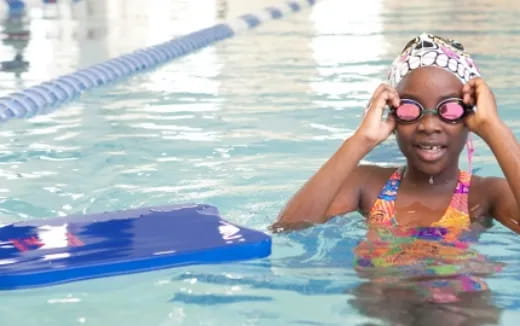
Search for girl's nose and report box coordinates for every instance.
[417,111,442,133]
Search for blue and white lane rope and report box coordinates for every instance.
[0,0,317,123]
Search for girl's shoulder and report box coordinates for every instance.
[469,174,503,201]
[326,165,397,218]
[355,165,399,214]
[468,174,510,219]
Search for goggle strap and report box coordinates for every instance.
[466,132,475,174]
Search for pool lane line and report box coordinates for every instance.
[0,0,317,123]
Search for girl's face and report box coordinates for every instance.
[395,66,468,176]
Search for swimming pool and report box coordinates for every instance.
[1,0,520,324]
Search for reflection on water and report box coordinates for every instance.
[1,2,30,75]
[166,217,506,325]
[350,223,504,325]
[270,218,506,325]
[216,0,228,20]
[349,282,501,326]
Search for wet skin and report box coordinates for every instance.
[271,66,475,229]
[271,57,516,326]
[395,66,468,181]
[390,67,469,226]
[272,65,520,233]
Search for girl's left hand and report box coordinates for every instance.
[463,78,502,136]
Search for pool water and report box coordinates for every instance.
[1,0,520,325]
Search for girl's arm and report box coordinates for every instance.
[463,78,520,231]
[270,84,400,232]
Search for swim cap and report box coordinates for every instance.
[388,33,481,87]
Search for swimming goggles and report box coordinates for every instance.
[391,98,473,124]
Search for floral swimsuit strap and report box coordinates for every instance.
[367,167,471,228]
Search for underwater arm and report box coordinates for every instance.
[271,84,399,232]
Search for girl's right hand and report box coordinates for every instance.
[354,84,400,147]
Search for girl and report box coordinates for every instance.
[272,33,520,234]
[272,33,517,304]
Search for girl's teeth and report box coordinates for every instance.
[419,145,440,150]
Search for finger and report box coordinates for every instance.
[365,86,383,115]
[463,92,475,106]
[367,86,388,109]
[462,83,471,101]
[384,110,396,126]
[368,84,390,107]
[381,113,397,137]
[365,86,400,121]
[462,81,476,106]
[470,78,494,108]
[472,77,485,86]
[473,78,493,99]
[370,89,394,115]
[465,78,478,97]
[388,89,401,108]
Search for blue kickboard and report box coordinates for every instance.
[0,204,271,290]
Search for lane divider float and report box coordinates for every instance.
[0,0,317,122]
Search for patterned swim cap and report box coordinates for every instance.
[388,33,481,87]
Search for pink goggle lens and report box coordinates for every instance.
[439,102,464,120]
[395,103,421,121]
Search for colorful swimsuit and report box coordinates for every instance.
[367,167,471,231]
[354,167,503,303]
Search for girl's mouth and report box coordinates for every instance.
[414,144,447,162]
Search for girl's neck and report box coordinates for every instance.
[403,164,459,187]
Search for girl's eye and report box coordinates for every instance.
[396,103,421,120]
